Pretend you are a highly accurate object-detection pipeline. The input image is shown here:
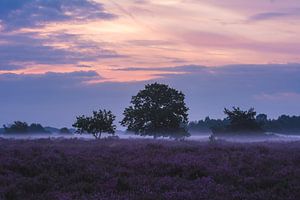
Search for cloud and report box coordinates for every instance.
[249,12,289,21]
[248,8,300,22]
[254,92,300,101]
[0,70,104,123]
[0,63,24,71]
[115,63,300,76]
[0,0,116,30]
[0,32,121,71]
[176,30,300,55]
[0,1,121,72]
[0,70,136,127]
[127,40,174,46]
[1,0,300,126]
[152,63,300,120]
[1,63,300,127]
[0,33,80,65]
[115,65,205,73]
[0,70,102,86]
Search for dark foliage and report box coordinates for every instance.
[29,124,49,133]
[59,128,71,134]
[189,117,230,133]
[44,127,60,133]
[73,109,116,139]
[3,121,48,134]
[222,107,263,133]
[3,121,28,133]
[189,114,300,135]
[0,139,299,200]
[121,83,189,138]
[258,115,300,134]
[189,107,264,135]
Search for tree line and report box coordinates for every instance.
[189,112,300,134]
[2,83,299,138]
[2,122,71,134]
[72,83,289,138]
[3,122,49,134]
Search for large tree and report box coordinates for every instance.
[121,83,189,138]
[73,109,116,139]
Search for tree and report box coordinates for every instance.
[121,83,189,138]
[73,109,116,139]
[223,107,263,133]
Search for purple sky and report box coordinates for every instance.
[0,0,300,127]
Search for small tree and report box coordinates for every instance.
[73,109,116,139]
[224,107,263,133]
[121,83,189,138]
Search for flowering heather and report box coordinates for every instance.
[0,139,299,200]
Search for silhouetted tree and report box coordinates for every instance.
[121,83,189,138]
[73,109,116,139]
[223,107,263,133]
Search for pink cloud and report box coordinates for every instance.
[254,92,300,101]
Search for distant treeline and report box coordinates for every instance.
[1,121,71,134]
[189,114,300,134]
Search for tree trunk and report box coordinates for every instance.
[93,133,101,139]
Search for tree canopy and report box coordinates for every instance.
[223,107,262,133]
[73,109,116,139]
[121,83,189,138]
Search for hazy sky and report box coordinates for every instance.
[0,0,299,127]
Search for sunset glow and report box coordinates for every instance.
[1,0,300,82]
[1,0,300,126]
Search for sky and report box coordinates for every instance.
[0,0,300,128]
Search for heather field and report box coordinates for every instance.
[0,139,299,200]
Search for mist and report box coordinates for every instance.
[1,131,300,143]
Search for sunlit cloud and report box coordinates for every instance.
[1,0,300,126]
[0,0,300,83]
